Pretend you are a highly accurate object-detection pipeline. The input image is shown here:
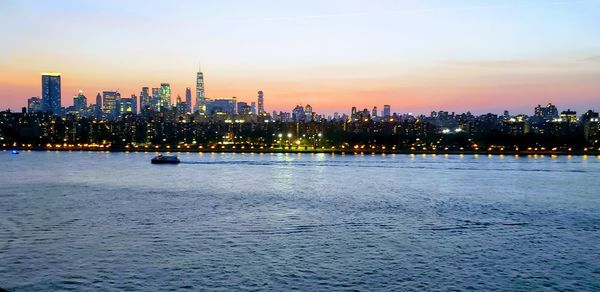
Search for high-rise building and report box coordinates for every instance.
[95,92,102,107]
[41,73,61,115]
[73,90,87,112]
[292,105,305,122]
[195,69,205,113]
[383,105,391,118]
[206,97,236,115]
[185,87,192,113]
[102,91,121,118]
[27,97,42,113]
[257,91,265,115]
[560,109,577,123]
[372,106,378,118]
[160,83,171,109]
[534,103,559,121]
[237,101,252,115]
[250,102,257,115]
[175,94,187,115]
[305,104,313,122]
[140,87,151,112]
[120,94,137,114]
[151,87,161,111]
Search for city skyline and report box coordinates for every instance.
[1,0,600,114]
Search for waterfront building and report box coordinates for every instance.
[41,73,61,115]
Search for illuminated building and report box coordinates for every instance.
[237,101,252,115]
[292,105,305,122]
[534,103,559,121]
[251,102,257,115]
[383,105,391,118]
[206,97,236,115]
[41,72,61,115]
[195,69,205,113]
[175,94,187,115]
[257,91,264,115]
[120,94,137,114]
[305,104,313,122]
[73,90,87,112]
[140,87,151,112]
[151,88,161,111]
[160,83,171,109]
[560,109,577,123]
[102,91,121,118]
[27,97,42,113]
[372,106,378,118]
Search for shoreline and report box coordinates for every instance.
[3,147,599,156]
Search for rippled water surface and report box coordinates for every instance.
[2,151,600,291]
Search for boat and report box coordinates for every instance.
[151,154,180,164]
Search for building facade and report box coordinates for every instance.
[41,73,61,115]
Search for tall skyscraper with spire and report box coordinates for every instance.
[195,66,205,113]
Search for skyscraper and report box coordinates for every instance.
[305,104,313,122]
[140,87,151,112]
[151,88,161,111]
[250,102,257,115]
[185,87,192,113]
[160,83,171,109]
[96,92,102,107]
[257,91,264,115]
[120,94,137,114]
[372,106,378,118]
[196,69,205,113]
[102,91,121,118]
[383,105,391,118]
[73,90,87,112]
[41,73,61,115]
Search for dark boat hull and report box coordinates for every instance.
[151,159,180,164]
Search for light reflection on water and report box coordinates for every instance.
[1,151,600,291]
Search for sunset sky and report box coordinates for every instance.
[1,0,599,115]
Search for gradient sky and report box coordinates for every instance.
[1,0,599,115]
